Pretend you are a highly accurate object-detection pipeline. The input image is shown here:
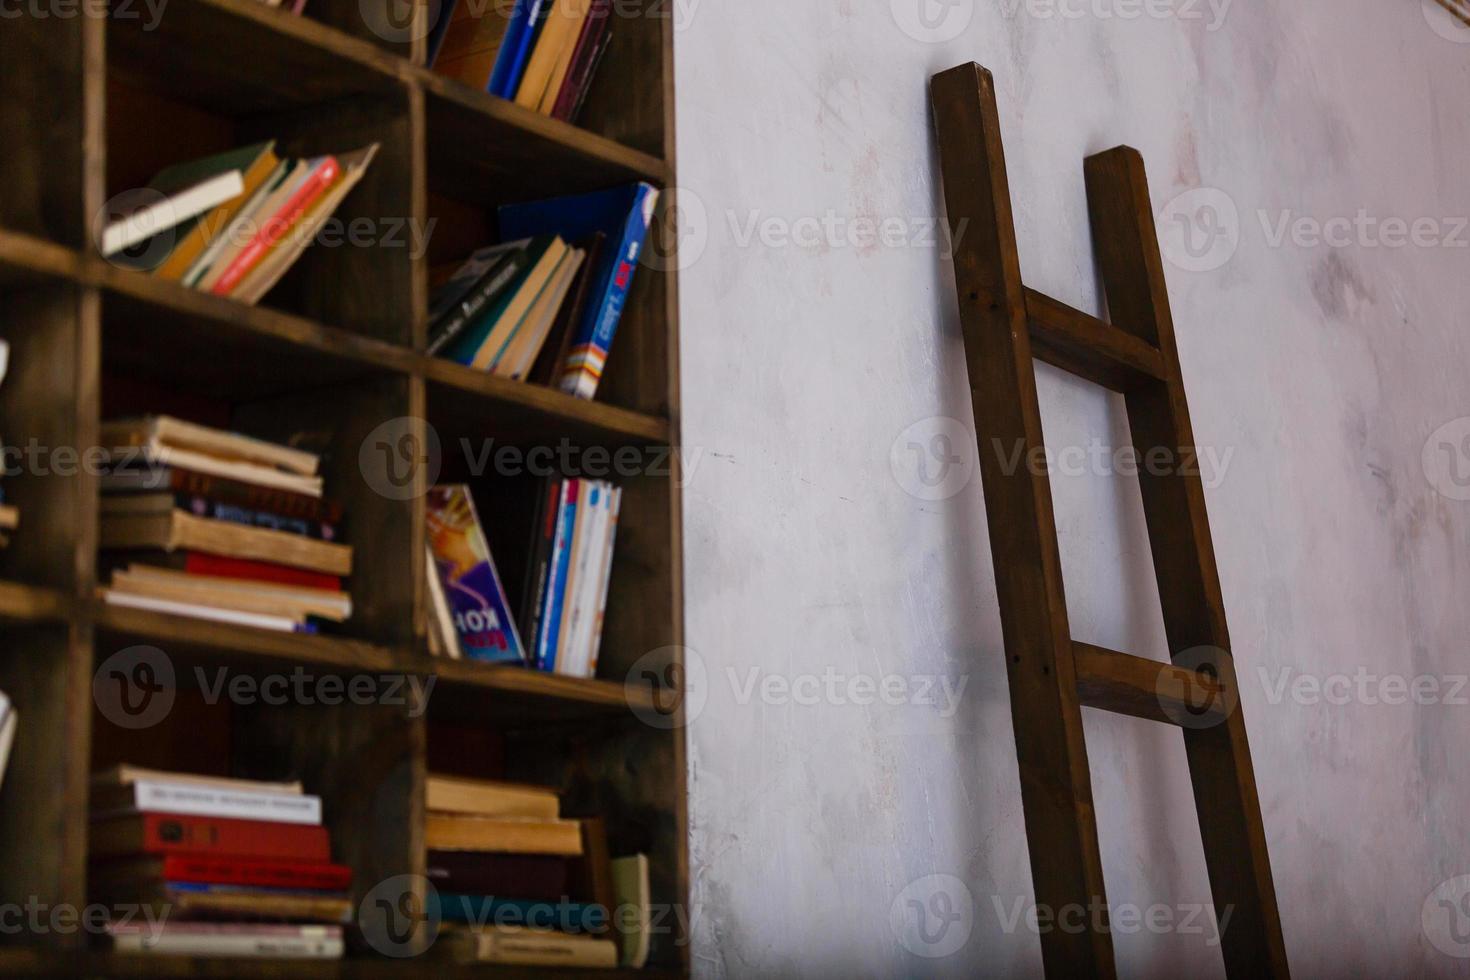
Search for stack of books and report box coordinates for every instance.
[99,141,378,305]
[425,774,620,968]
[430,0,613,123]
[428,182,658,401]
[98,416,352,634]
[90,766,350,960]
[425,479,621,678]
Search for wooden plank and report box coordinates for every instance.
[932,63,1115,978]
[1073,641,1229,726]
[423,356,672,446]
[105,0,404,117]
[1023,287,1167,392]
[1085,146,1290,978]
[418,68,670,208]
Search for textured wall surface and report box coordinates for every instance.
[673,0,1470,975]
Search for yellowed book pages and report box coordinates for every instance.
[100,510,353,577]
[102,415,319,477]
[426,775,559,819]
[469,236,569,371]
[424,815,584,855]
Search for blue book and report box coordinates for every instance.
[430,894,608,933]
[488,0,550,100]
[424,0,459,68]
[498,183,660,399]
[535,479,579,671]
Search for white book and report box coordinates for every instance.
[101,171,245,257]
[92,764,302,795]
[101,590,305,633]
[555,480,606,676]
[99,778,322,825]
[585,485,622,678]
[566,481,612,678]
[109,923,343,958]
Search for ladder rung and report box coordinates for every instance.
[1024,287,1168,392]
[1073,641,1228,726]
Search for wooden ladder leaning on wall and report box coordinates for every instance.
[930,63,1289,978]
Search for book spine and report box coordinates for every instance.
[161,855,353,891]
[566,26,612,124]
[136,813,332,861]
[586,485,622,677]
[183,553,342,592]
[427,253,528,356]
[558,185,658,399]
[519,477,561,650]
[175,494,337,541]
[129,780,322,825]
[488,0,546,98]
[550,0,610,121]
[169,467,343,524]
[210,157,341,296]
[536,479,578,671]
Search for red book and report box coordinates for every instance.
[161,854,351,891]
[185,553,343,592]
[90,813,332,862]
[209,156,341,296]
[551,0,611,122]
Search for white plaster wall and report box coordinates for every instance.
[674,0,1470,975]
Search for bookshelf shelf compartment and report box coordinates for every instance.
[99,274,414,402]
[105,0,404,118]
[420,70,669,209]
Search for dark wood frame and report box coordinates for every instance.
[931,63,1288,978]
[0,0,688,975]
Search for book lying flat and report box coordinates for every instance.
[107,922,343,959]
[102,416,320,477]
[424,815,584,855]
[90,778,323,825]
[426,851,569,901]
[111,565,352,622]
[100,465,342,524]
[92,765,303,795]
[98,888,353,925]
[440,925,616,968]
[101,510,352,576]
[103,491,337,541]
[90,812,331,861]
[100,590,312,634]
[93,854,351,893]
[426,775,559,819]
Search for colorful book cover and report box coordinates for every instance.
[535,479,579,671]
[426,485,525,665]
[497,183,660,399]
[488,0,550,99]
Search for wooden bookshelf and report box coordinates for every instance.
[0,0,687,974]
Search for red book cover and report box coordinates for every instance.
[91,812,332,862]
[161,854,352,891]
[551,0,611,122]
[209,156,341,296]
[184,553,343,592]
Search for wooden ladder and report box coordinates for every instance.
[930,63,1289,978]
